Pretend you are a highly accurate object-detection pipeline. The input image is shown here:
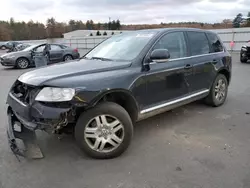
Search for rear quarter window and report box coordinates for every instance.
[187,31,210,56]
[206,32,224,52]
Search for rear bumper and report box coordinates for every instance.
[73,53,80,59]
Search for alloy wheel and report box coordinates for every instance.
[64,55,73,61]
[214,78,226,102]
[17,59,29,69]
[84,115,124,153]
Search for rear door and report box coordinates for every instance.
[49,44,64,62]
[186,31,215,93]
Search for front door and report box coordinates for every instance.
[143,31,191,108]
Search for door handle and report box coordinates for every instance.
[184,64,192,69]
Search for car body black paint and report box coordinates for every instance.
[7,28,232,132]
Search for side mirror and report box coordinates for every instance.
[150,49,170,63]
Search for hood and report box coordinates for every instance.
[1,51,28,58]
[18,59,132,86]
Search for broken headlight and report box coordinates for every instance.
[35,87,75,102]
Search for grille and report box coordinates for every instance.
[11,80,39,104]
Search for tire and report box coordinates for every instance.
[1,45,6,50]
[205,74,228,107]
[16,58,30,69]
[75,102,133,159]
[63,55,73,61]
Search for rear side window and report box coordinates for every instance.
[153,32,187,59]
[206,32,224,52]
[50,45,62,50]
[187,31,210,56]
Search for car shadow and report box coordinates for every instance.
[2,67,16,71]
[34,101,207,160]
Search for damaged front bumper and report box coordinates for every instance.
[6,92,74,159]
[7,109,44,159]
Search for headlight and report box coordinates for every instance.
[35,87,75,102]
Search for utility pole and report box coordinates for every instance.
[109,17,111,30]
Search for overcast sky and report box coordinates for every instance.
[1,0,250,24]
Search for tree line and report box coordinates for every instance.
[0,17,121,41]
[1,12,250,41]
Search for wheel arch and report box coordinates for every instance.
[16,57,30,66]
[63,54,73,61]
[91,89,139,122]
[218,68,231,84]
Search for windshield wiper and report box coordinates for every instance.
[91,57,113,61]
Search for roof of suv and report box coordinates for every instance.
[138,27,212,34]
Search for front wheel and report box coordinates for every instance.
[205,74,228,107]
[75,102,133,159]
[16,58,29,69]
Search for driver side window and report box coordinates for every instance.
[153,32,187,59]
[34,45,45,52]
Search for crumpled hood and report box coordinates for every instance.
[18,59,132,86]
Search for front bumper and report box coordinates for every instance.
[7,108,44,159]
[6,92,73,159]
[241,50,250,60]
[0,58,15,67]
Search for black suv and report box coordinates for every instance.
[6,28,232,159]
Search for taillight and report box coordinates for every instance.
[74,48,78,53]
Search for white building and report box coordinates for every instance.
[63,30,131,39]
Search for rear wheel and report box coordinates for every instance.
[1,45,6,50]
[205,74,228,107]
[16,58,29,69]
[75,102,133,159]
[63,55,73,61]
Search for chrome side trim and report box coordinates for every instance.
[140,89,209,114]
[151,51,225,63]
[9,93,27,107]
[146,66,183,76]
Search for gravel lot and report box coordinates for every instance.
[0,52,250,188]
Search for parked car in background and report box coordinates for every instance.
[6,28,231,159]
[6,43,31,53]
[0,43,80,69]
[240,40,250,63]
[16,43,31,51]
[0,41,22,50]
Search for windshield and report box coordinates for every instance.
[85,31,157,61]
[22,44,40,51]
